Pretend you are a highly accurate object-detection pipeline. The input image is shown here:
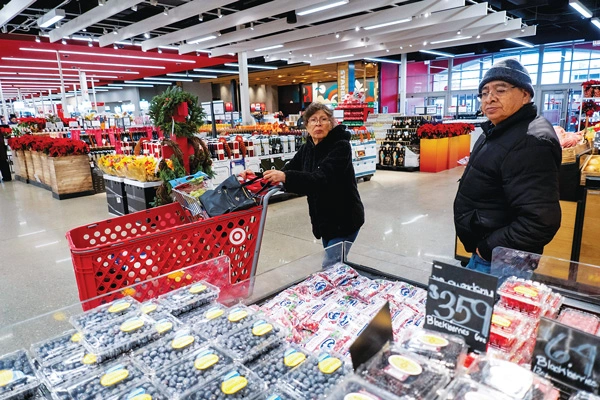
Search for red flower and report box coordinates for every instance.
[417,122,475,139]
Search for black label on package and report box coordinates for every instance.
[424,261,497,353]
[532,317,600,395]
[349,302,393,371]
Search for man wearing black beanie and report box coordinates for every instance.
[454,59,561,275]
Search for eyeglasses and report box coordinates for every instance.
[477,85,516,100]
[307,117,331,126]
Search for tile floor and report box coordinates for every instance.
[0,168,464,327]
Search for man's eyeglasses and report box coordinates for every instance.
[307,117,331,126]
[477,85,516,100]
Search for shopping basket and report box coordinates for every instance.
[66,185,279,308]
[169,172,211,221]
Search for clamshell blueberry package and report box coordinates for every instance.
[246,345,309,386]
[0,349,41,400]
[111,378,167,400]
[69,296,141,331]
[36,347,100,391]
[30,330,85,367]
[139,299,166,316]
[154,344,234,398]
[82,313,160,362]
[159,281,219,316]
[282,351,351,400]
[179,365,267,400]
[395,328,467,373]
[327,376,405,400]
[215,318,285,364]
[66,358,145,400]
[150,313,184,339]
[131,328,206,374]
[193,304,258,340]
[359,344,450,400]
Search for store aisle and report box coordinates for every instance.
[0,168,464,326]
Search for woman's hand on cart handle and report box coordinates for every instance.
[263,170,286,184]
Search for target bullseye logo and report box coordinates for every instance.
[229,228,246,245]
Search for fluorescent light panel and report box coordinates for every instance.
[591,18,600,30]
[364,57,401,65]
[2,58,165,70]
[21,48,195,63]
[0,65,139,74]
[569,0,593,18]
[297,0,349,16]
[17,72,118,78]
[188,35,217,44]
[430,36,473,45]
[37,9,65,28]
[506,37,534,48]
[420,50,454,57]
[108,83,153,87]
[167,73,217,78]
[224,63,277,70]
[363,18,411,30]
[194,68,239,74]
[326,54,354,60]
[143,77,193,82]
[254,44,284,52]
[124,80,171,85]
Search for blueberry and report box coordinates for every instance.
[215,320,283,364]
[284,354,349,399]
[247,346,309,386]
[67,360,144,400]
[31,330,83,366]
[180,367,266,400]
[70,297,140,331]
[132,329,205,374]
[193,305,258,340]
[38,349,99,389]
[160,282,219,316]
[0,350,41,399]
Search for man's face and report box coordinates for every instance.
[480,80,531,125]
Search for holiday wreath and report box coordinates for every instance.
[148,86,205,138]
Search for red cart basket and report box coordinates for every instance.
[66,186,279,307]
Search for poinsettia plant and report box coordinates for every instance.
[18,117,46,132]
[417,122,475,139]
[581,99,600,117]
[7,135,89,156]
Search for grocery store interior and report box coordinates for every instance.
[1,0,600,399]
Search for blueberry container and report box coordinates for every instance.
[131,328,206,374]
[180,365,267,400]
[150,313,184,338]
[439,376,514,400]
[246,345,309,386]
[327,376,404,400]
[177,303,215,326]
[0,349,41,400]
[82,314,160,362]
[110,378,167,400]
[70,296,141,331]
[359,344,450,400]
[257,384,302,400]
[154,345,234,399]
[36,348,99,390]
[159,281,219,316]
[194,304,258,340]
[30,330,85,367]
[139,299,167,317]
[395,328,467,373]
[282,351,351,400]
[215,319,286,364]
[66,358,145,400]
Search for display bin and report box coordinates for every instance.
[66,187,279,309]
[103,174,127,216]
[123,178,162,214]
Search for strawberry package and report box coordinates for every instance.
[317,263,359,286]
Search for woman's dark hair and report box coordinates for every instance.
[303,102,337,127]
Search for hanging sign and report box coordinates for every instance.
[532,317,600,395]
[424,261,497,353]
[338,62,348,101]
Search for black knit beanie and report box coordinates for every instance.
[478,59,534,98]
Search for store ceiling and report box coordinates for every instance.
[0,0,599,100]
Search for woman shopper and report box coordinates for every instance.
[245,102,365,261]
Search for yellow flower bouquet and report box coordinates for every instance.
[125,156,161,182]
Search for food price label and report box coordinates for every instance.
[532,318,600,395]
[424,261,497,353]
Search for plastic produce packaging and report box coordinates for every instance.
[70,296,141,331]
[293,275,335,298]
[0,349,41,400]
[111,379,167,400]
[317,263,359,286]
[66,358,145,400]
[139,299,167,316]
[283,351,351,400]
[570,392,600,400]
[180,366,267,400]
[247,345,309,386]
[258,384,302,400]
[215,318,285,364]
[439,376,514,400]
[159,281,219,316]
[488,306,534,351]
[193,304,257,340]
[151,313,184,338]
[395,328,467,373]
[557,308,600,335]
[154,345,234,398]
[30,330,84,367]
[327,376,406,400]
[36,348,99,391]
[82,314,161,362]
[359,344,450,400]
[131,328,205,374]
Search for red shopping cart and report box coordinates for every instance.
[66,181,279,308]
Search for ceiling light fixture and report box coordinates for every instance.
[124,80,171,85]
[363,18,411,30]
[3,57,166,69]
[88,41,93,47]
[420,49,454,57]
[198,14,203,21]
[592,17,600,30]
[224,63,277,70]
[364,57,401,64]
[423,41,427,45]
[218,8,222,18]
[61,39,67,45]
[37,9,66,28]
[113,28,118,35]
[193,68,238,73]
[103,28,108,34]
[150,0,158,6]
[326,54,354,60]
[254,44,283,52]
[20,48,195,63]
[476,35,481,39]
[131,5,137,11]
[217,31,222,37]
[0,65,139,74]
[109,83,154,87]
[163,7,169,15]
[98,0,105,6]
[188,35,217,44]
[297,0,349,16]
[143,77,193,82]
[144,32,150,39]
[250,22,254,30]
[335,32,340,39]
[158,49,162,53]
[506,37,534,48]
[430,36,472,44]
[457,29,461,35]
[113,44,118,49]
[355,26,360,32]
[167,73,217,78]
[35,36,41,43]
[569,0,593,18]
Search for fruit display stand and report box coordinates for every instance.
[1,243,600,399]
[123,178,162,214]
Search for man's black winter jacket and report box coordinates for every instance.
[283,124,365,241]
[454,103,561,261]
